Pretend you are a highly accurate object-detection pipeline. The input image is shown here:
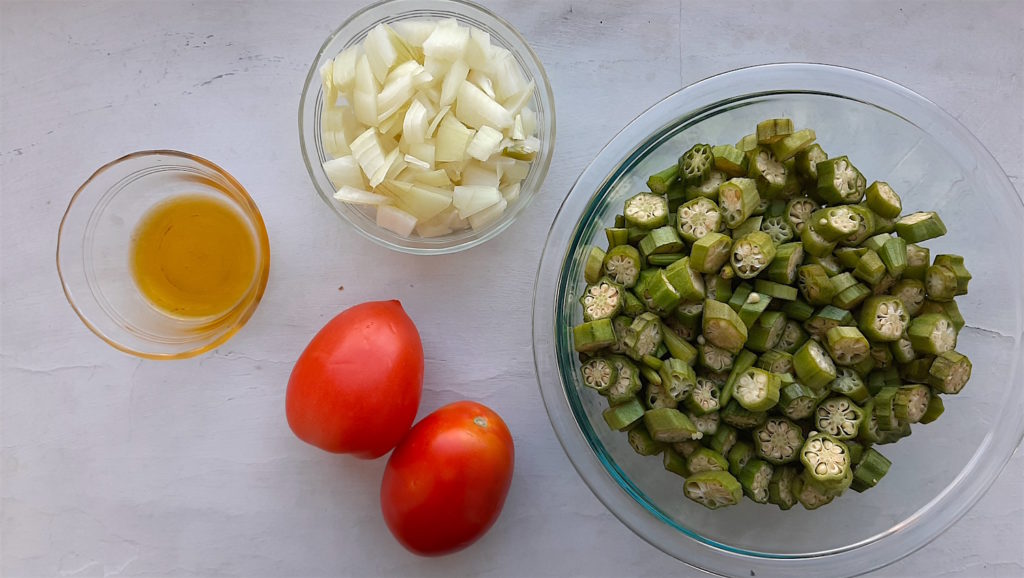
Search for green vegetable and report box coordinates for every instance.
[580,278,624,321]
[573,318,616,353]
[646,164,679,194]
[624,192,669,229]
[606,356,643,404]
[830,367,870,404]
[907,313,957,356]
[784,197,820,234]
[769,129,816,161]
[752,416,804,465]
[768,465,800,510]
[777,382,818,421]
[685,376,722,416]
[894,384,932,423]
[623,312,664,360]
[637,270,681,316]
[864,181,902,218]
[895,211,946,243]
[721,399,768,430]
[709,423,739,456]
[816,156,866,204]
[719,349,758,408]
[676,197,723,242]
[928,350,972,394]
[702,299,749,354]
[814,396,864,440]
[747,146,788,198]
[690,232,732,273]
[662,448,689,477]
[687,447,729,474]
[683,470,743,510]
[933,254,972,295]
[583,246,606,284]
[756,118,793,144]
[628,426,665,456]
[638,226,683,259]
[800,432,852,490]
[728,440,755,476]
[850,447,891,492]
[754,280,798,301]
[733,367,781,412]
[644,407,703,442]
[853,249,886,285]
[718,178,761,228]
[664,257,706,301]
[580,357,618,393]
[776,319,810,353]
[879,237,908,277]
[712,144,749,176]
[764,242,805,284]
[603,245,642,288]
[602,398,645,431]
[825,326,871,366]
[793,339,837,390]
[678,143,714,184]
[737,289,772,329]
[797,264,836,305]
[731,231,777,279]
[738,458,775,503]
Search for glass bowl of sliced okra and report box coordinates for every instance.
[533,63,1024,578]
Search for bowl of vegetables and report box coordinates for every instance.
[532,63,1024,578]
[299,0,554,254]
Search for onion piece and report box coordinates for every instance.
[455,81,512,130]
[468,197,507,230]
[333,185,389,205]
[323,156,365,189]
[434,114,475,163]
[422,19,468,61]
[439,59,469,107]
[453,185,501,219]
[377,204,418,236]
[460,161,500,188]
[466,125,504,161]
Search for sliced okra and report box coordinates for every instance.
[918,394,946,424]
[573,318,616,353]
[928,350,972,394]
[793,339,838,390]
[778,382,818,421]
[850,447,891,492]
[676,197,722,242]
[747,146,788,198]
[777,319,810,353]
[639,364,662,386]
[727,440,755,476]
[804,305,854,341]
[673,440,702,458]
[628,426,665,456]
[609,316,632,353]
[687,446,729,474]
[643,381,675,410]
[891,278,926,316]
[718,178,761,228]
[754,279,798,301]
[736,133,758,152]
[603,244,642,288]
[580,357,618,394]
[800,432,852,491]
[784,197,820,234]
[678,143,714,185]
[839,204,876,247]
[662,448,689,478]
[815,396,865,440]
[731,231,777,279]
[757,349,794,374]
[760,215,795,245]
[662,323,698,365]
[639,270,682,316]
[659,356,697,401]
[919,299,966,331]
[895,211,946,243]
[794,143,828,184]
[857,399,884,444]
[829,367,871,405]
[643,407,703,442]
[665,257,706,301]
[870,342,895,369]
[621,290,646,317]
[736,458,774,504]
[623,312,664,360]
[733,367,781,412]
[732,215,764,239]
[719,349,758,408]
[711,144,749,176]
[747,310,787,353]
[879,237,908,277]
[684,170,727,201]
[709,423,739,456]
[833,282,871,310]
[780,301,813,325]
[903,243,931,281]
[704,271,734,302]
[900,356,936,384]
[699,341,735,373]
[727,282,753,312]
[738,290,772,329]
[889,335,916,365]
[816,156,866,204]
[646,164,679,194]
[683,470,743,510]
[752,416,804,465]
[806,253,842,277]
[605,227,629,248]
[769,128,816,162]
[810,205,865,242]
[768,465,799,510]
[627,226,648,244]
[871,273,898,296]
[687,235,729,276]
[580,278,624,321]
[800,222,838,257]
[648,253,686,267]
[907,313,957,356]
[638,226,683,259]
[756,118,794,144]
[583,246,606,284]
[872,387,900,431]
[932,254,971,295]
[606,355,643,404]
[624,192,669,229]
[865,181,902,218]
[764,241,805,284]
[836,246,868,269]
[826,326,870,366]
[853,249,887,286]
[894,384,932,423]
[859,295,909,342]
[721,399,768,430]
[868,206,896,235]
[797,264,836,305]
[602,398,645,431]
[685,376,722,416]
[792,474,837,510]
[925,264,958,302]
[702,299,749,354]
[850,355,876,377]
[877,418,912,445]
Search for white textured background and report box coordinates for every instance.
[2,1,1022,577]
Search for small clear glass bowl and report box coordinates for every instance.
[298,0,555,255]
[533,64,1024,578]
[57,150,271,360]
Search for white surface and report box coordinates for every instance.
[2,1,1022,577]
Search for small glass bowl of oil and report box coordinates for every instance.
[57,150,270,359]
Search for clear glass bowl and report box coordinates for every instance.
[57,150,271,360]
[532,64,1024,578]
[298,0,555,255]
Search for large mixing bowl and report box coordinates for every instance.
[533,63,1023,578]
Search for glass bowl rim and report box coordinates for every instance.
[532,62,1024,577]
[297,0,556,255]
[56,149,272,360]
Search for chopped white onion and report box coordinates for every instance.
[453,185,501,219]
[466,125,503,161]
[323,156,365,189]
[422,19,469,61]
[434,114,475,163]
[468,197,507,230]
[333,185,389,205]
[439,59,469,107]
[455,81,512,130]
[460,161,500,188]
[376,204,418,237]
[402,99,430,145]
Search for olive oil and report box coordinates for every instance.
[131,195,256,318]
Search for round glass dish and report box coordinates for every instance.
[533,64,1023,578]
[57,150,271,360]
[298,0,555,255]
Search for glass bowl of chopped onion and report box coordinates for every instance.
[299,0,554,254]
[532,64,1023,577]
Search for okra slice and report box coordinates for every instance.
[646,164,679,194]
[734,458,773,504]
[878,237,908,277]
[778,382,818,421]
[644,407,703,442]
[829,275,858,302]
[850,447,891,492]
[810,206,865,242]
[683,470,743,510]
[727,440,755,476]
[659,357,697,401]
[754,280,798,301]
[665,257,706,301]
[702,299,749,354]
[719,349,758,408]
[783,197,819,234]
[731,231,777,279]
[907,313,957,356]
[889,279,925,317]
[673,439,702,458]
[853,250,886,286]
[678,143,714,185]
[728,283,753,312]
[902,244,930,281]
[800,432,852,490]
[792,474,836,510]
[830,367,870,404]
[711,144,749,176]
[623,312,664,360]
[609,316,632,354]
[889,335,916,365]
[736,133,758,152]
[580,357,618,394]
[859,296,909,342]
[648,253,686,267]
[807,253,843,277]
[732,215,764,239]
[580,278,624,321]
[628,426,665,456]
[815,396,864,440]
[573,318,616,353]
[757,349,794,374]
[760,215,795,245]
[825,326,870,366]
[785,295,819,323]
[895,211,946,243]
[752,416,804,465]
[932,254,971,295]
[674,300,704,330]
[733,367,781,412]
[767,465,799,510]
[800,222,838,257]
[925,265,958,302]
[894,384,932,423]
[704,271,734,302]
[638,270,682,316]
[777,319,810,354]
[797,264,836,306]
[627,226,648,245]
[836,246,868,269]
[687,446,729,474]
[756,118,794,144]
[675,197,722,243]
[718,178,760,228]
[583,246,606,284]
[639,364,662,386]
[851,355,876,377]
[709,423,739,456]
[833,282,871,310]
[638,226,683,259]
[919,299,966,331]
[643,381,675,410]
[605,227,629,248]
[839,204,876,247]
[663,447,690,478]
[690,232,732,273]
[685,376,722,416]
[606,355,643,404]
[816,156,866,204]
[804,305,854,341]
[872,387,900,431]
[738,290,772,329]
[624,192,669,229]
[621,290,646,317]
[928,350,972,394]
[721,399,768,430]
[901,355,936,384]
[794,339,838,390]
[602,398,645,431]
[868,206,896,235]
[865,181,902,218]
[603,244,642,288]
[764,242,805,285]
[747,146,788,198]
[662,323,698,365]
[857,399,884,444]
[919,394,945,424]
[698,341,735,373]
[877,418,912,445]
[769,129,816,162]
[684,170,727,201]
[747,311,787,353]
